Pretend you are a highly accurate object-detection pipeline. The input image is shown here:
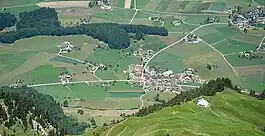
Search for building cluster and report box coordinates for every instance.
[124,64,205,93]
[228,5,265,31]
[133,48,154,63]
[185,33,200,44]
[238,51,263,59]
[59,73,72,84]
[9,80,24,88]
[123,64,142,80]
[58,41,74,53]
[142,66,205,93]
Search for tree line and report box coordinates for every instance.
[0,86,88,135]
[0,13,17,31]
[0,8,168,49]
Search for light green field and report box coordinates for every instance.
[0,5,39,15]
[0,0,42,7]
[85,89,265,136]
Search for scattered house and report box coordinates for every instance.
[185,33,200,44]
[197,98,209,108]
[171,20,182,26]
[59,74,72,84]
[58,41,74,53]
[238,51,261,59]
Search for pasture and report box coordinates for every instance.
[86,89,265,136]
[163,41,241,85]
[0,35,102,85]
[87,48,141,80]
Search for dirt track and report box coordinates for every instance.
[36,1,88,8]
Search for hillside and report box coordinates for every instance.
[85,89,265,136]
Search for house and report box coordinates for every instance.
[197,98,209,108]
[163,70,173,77]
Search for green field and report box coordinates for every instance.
[0,0,42,7]
[0,5,39,15]
[35,82,143,109]
[85,89,265,136]
[226,53,265,67]
[87,48,141,80]
[254,0,265,5]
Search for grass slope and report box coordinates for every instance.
[85,89,265,136]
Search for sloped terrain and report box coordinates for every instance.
[86,89,265,136]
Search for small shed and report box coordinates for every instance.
[197,98,209,108]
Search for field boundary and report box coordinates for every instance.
[201,40,239,76]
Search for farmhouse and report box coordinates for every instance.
[185,33,200,44]
[58,41,74,53]
[59,74,72,84]
[197,98,209,108]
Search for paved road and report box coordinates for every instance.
[257,36,265,53]
[27,79,138,87]
[141,22,227,78]
[129,9,139,24]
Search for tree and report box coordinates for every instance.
[0,12,17,31]
[90,118,97,127]
[206,63,212,70]
[136,30,144,40]
[259,90,265,100]
[88,2,95,8]
[154,94,160,102]
[63,100,68,107]
[0,105,8,121]
[77,109,84,115]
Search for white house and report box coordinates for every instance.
[163,70,173,77]
[197,98,209,108]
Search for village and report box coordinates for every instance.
[228,5,265,31]
[124,64,205,94]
